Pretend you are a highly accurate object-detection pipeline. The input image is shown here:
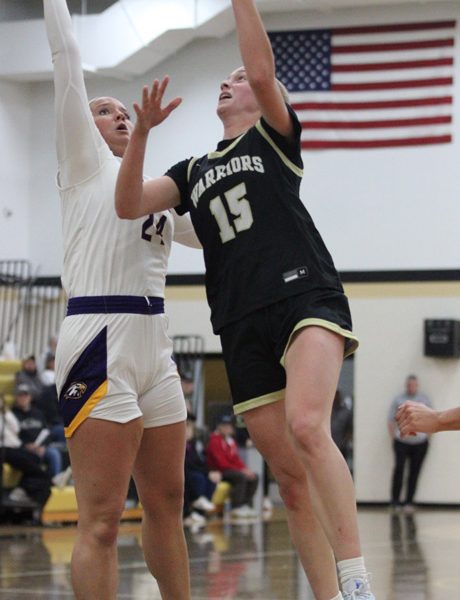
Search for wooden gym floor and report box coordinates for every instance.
[0,506,459,599]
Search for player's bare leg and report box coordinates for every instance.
[284,326,361,560]
[244,403,340,600]
[133,421,191,600]
[68,417,143,600]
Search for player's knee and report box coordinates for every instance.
[87,513,121,548]
[288,414,328,459]
[142,481,184,518]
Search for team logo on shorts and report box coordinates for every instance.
[64,382,88,400]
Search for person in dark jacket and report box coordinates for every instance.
[15,356,44,402]
[0,394,51,520]
[12,384,62,477]
[183,413,220,528]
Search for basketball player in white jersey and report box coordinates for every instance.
[43,1,198,598]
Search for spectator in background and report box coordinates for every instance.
[15,355,44,402]
[34,356,66,446]
[0,394,52,520]
[11,384,63,478]
[388,375,432,513]
[331,390,353,468]
[184,412,220,518]
[233,414,273,514]
[206,415,259,518]
[34,370,70,486]
[38,335,58,373]
[40,353,56,386]
[180,374,195,415]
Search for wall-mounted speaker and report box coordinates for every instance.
[424,319,460,358]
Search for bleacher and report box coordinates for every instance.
[0,259,234,525]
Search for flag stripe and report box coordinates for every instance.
[269,20,455,150]
[301,124,451,141]
[301,135,452,149]
[294,87,453,102]
[332,77,453,91]
[333,48,454,65]
[332,21,456,35]
[332,38,454,54]
[301,116,451,129]
[334,67,453,84]
[332,58,453,72]
[291,96,453,111]
[298,106,452,124]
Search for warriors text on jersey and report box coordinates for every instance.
[166,106,343,333]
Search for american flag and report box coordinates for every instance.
[269,21,456,150]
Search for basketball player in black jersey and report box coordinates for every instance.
[115,1,376,598]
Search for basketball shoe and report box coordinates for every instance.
[342,575,375,599]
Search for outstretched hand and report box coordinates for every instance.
[133,76,182,134]
[396,401,438,437]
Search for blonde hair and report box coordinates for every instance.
[88,97,103,109]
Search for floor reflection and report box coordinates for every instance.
[0,508,460,599]
[187,520,292,599]
[390,512,429,600]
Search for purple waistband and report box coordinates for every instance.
[67,295,164,316]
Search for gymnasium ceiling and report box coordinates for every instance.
[0,0,458,81]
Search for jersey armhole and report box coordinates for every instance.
[255,122,304,178]
[187,157,198,183]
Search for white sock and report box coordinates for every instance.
[330,593,343,600]
[337,556,367,588]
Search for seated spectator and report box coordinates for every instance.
[11,384,63,477]
[184,412,220,526]
[206,415,259,518]
[180,374,195,407]
[15,355,44,402]
[40,353,56,386]
[34,370,66,446]
[0,394,51,521]
[233,414,273,514]
[38,335,58,373]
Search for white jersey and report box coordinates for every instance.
[45,0,199,299]
[45,0,195,435]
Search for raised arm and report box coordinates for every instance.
[231,0,292,137]
[172,212,202,249]
[115,79,182,219]
[397,401,460,435]
[43,0,105,187]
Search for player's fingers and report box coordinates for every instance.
[164,97,182,115]
[149,79,160,104]
[158,75,170,99]
[141,85,149,107]
[133,103,142,118]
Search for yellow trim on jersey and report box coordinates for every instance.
[64,379,109,438]
[207,134,247,159]
[255,121,304,178]
[281,318,359,367]
[187,157,199,183]
[234,388,285,415]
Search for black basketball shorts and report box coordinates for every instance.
[219,289,359,415]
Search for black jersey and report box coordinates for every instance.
[166,107,343,334]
